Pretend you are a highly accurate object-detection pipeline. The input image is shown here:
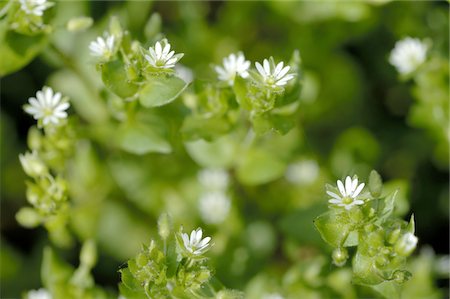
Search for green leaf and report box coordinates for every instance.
[181,115,231,141]
[184,135,237,168]
[116,122,172,155]
[376,191,397,223]
[236,149,285,185]
[352,250,385,286]
[313,211,354,248]
[139,76,188,107]
[100,60,139,99]
[369,170,383,197]
[370,280,402,299]
[0,22,49,76]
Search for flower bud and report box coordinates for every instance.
[80,239,97,268]
[387,227,401,244]
[332,247,349,267]
[158,213,172,240]
[67,16,93,32]
[394,232,418,256]
[16,207,42,228]
[19,151,48,178]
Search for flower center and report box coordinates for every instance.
[342,196,353,205]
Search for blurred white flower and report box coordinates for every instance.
[263,293,284,299]
[145,39,184,69]
[19,0,52,16]
[24,86,70,126]
[175,64,194,83]
[285,159,319,185]
[327,176,365,210]
[19,150,47,178]
[389,37,427,75]
[199,191,231,224]
[89,33,115,59]
[198,169,229,191]
[181,228,212,255]
[215,52,250,85]
[255,58,295,88]
[27,288,52,299]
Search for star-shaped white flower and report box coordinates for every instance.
[327,176,365,210]
[215,52,250,85]
[24,86,70,127]
[255,58,295,88]
[144,39,184,69]
[89,33,115,59]
[19,0,52,16]
[389,37,427,75]
[181,228,211,255]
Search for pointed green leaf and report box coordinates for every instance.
[139,76,188,107]
[369,170,383,198]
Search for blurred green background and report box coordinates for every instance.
[1,1,448,297]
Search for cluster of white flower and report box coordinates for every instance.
[19,0,52,17]
[89,33,116,60]
[144,39,184,69]
[215,53,295,88]
[215,52,250,86]
[180,228,212,255]
[389,37,428,75]
[327,176,365,210]
[197,169,231,224]
[24,86,70,127]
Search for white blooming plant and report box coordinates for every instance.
[314,170,419,298]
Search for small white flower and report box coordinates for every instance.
[198,169,229,191]
[327,176,365,210]
[389,37,428,75]
[255,58,295,88]
[215,52,250,85]
[199,191,231,224]
[24,86,70,126]
[395,232,418,256]
[144,39,183,69]
[19,150,47,177]
[27,288,52,299]
[19,0,52,16]
[285,159,319,185]
[89,33,115,59]
[181,228,211,255]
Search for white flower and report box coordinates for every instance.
[255,58,295,88]
[181,228,212,255]
[24,86,70,126]
[395,232,418,256]
[19,150,47,177]
[198,169,229,190]
[285,159,319,185]
[327,176,365,210]
[144,39,183,69]
[27,288,52,299]
[389,37,428,75]
[215,52,250,85]
[199,191,231,224]
[19,0,52,16]
[89,33,115,59]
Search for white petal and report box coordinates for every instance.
[345,176,352,194]
[353,183,365,197]
[263,59,271,75]
[337,180,346,196]
[255,62,266,77]
[326,191,341,200]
